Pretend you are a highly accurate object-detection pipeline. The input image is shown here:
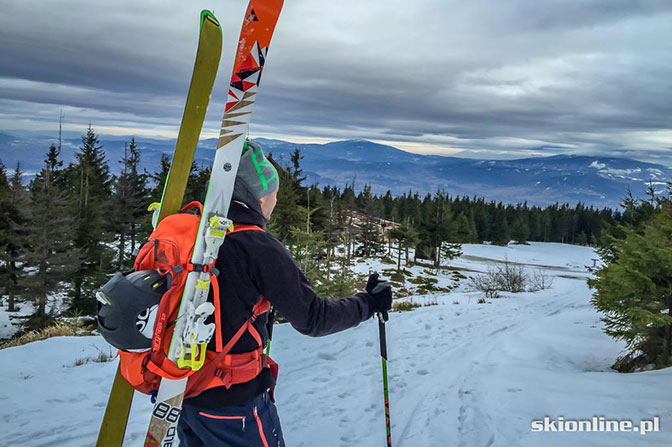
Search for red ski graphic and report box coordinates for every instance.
[225,0,282,113]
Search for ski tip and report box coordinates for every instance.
[200,10,220,30]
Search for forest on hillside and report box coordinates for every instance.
[2,126,671,372]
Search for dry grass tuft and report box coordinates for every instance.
[0,322,78,350]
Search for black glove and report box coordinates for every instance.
[364,273,392,319]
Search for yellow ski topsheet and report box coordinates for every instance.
[96,11,222,447]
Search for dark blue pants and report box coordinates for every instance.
[177,392,285,447]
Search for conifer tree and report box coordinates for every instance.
[341,180,357,262]
[454,212,475,243]
[184,161,211,204]
[150,154,171,203]
[491,205,510,245]
[2,163,30,312]
[590,208,672,371]
[68,125,113,314]
[511,216,530,244]
[125,139,149,254]
[357,185,383,257]
[113,139,148,269]
[23,147,77,327]
[322,189,345,280]
[0,162,16,310]
[387,220,420,273]
[267,153,303,244]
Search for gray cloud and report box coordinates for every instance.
[0,0,670,162]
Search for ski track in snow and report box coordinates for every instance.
[1,243,671,446]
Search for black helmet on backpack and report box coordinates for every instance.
[96,270,171,352]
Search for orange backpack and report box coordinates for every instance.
[118,201,278,399]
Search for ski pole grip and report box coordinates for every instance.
[377,314,388,359]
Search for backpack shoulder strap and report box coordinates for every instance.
[227,223,265,234]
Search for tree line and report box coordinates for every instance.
[0,127,641,334]
[0,126,193,328]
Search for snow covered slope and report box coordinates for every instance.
[1,243,670,446]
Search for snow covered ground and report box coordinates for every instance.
[1,242,670,446]
[0,300,34,340]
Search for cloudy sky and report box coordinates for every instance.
[1,0,671,161]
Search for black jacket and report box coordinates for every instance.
[186,180,371,408]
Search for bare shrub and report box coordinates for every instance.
[496,259,528,293]
[470,259,531,298]
[470,258,556,299]
[469,266,501,299]
[528,269,554,292]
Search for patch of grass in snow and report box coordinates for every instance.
[392,300,422,312]
[451,271,468,280]
[424,297,439,307]
[381,268,413,284]
[0,322,78,349]
[0,318,93,350]
[408,276,439,286]
[408,276,455,295]
[72,346,116,367]
[393,287,412,298]
[392,297,439,312]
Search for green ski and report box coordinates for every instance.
[96,10,222,447]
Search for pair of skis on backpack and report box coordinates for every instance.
[96,2,284,446]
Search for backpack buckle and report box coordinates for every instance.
[187,262,219,276]
[188,262,209,273]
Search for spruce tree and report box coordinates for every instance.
[454,212,474,243]
[322,190,345,280]
[150,154,171,203]
[491,205,510,245]
[68,125,113,314]
[590,208,672,371]
[23,147,77,328]
[387,220,420,273]
[357,185,383,257]
[126,139,149,254]
[184,161,211,204]
[266,154,303,244]
[0,162,16,310]
[511,216,530,244]
[112,139,148,269]
[2,163,30,312]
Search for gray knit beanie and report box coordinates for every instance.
[237,141,279,199]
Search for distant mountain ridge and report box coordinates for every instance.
[0,131,669,208]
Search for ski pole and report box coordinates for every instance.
[378,310,392,447]
[265,307,275,356]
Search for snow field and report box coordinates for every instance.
[0,242,670,446]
